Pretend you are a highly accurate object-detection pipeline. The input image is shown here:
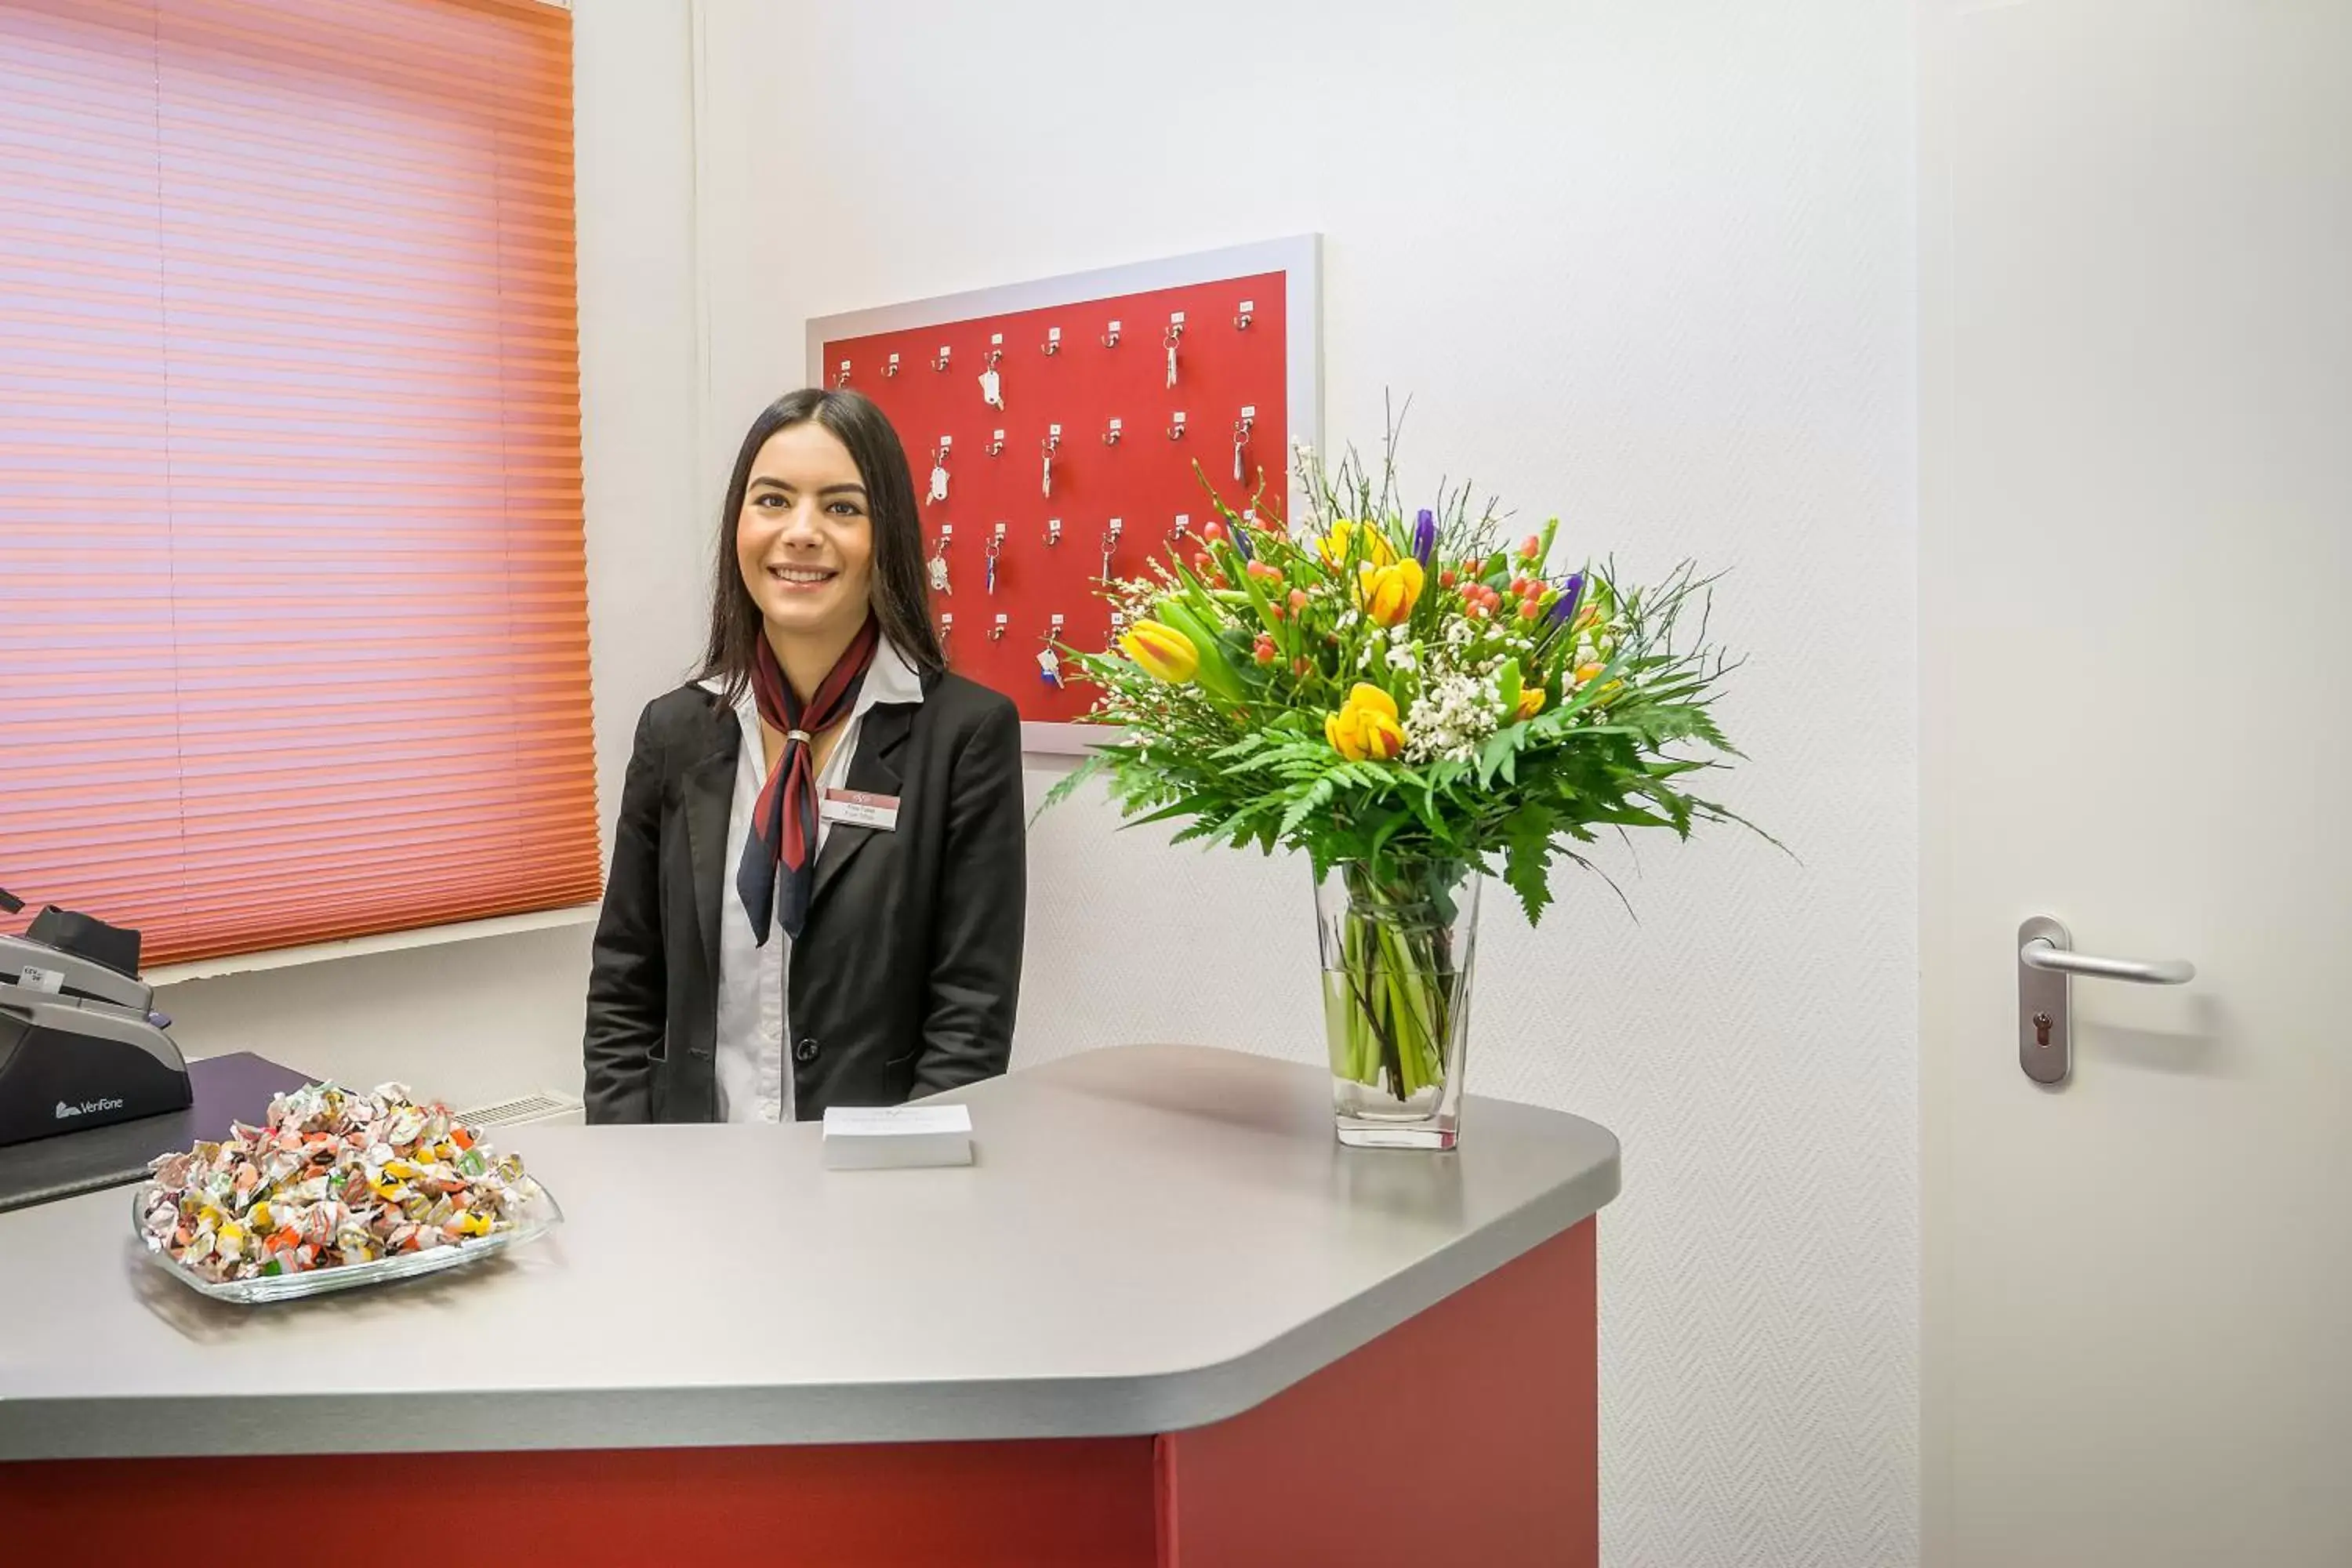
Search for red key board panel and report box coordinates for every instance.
[808,239,1320,746]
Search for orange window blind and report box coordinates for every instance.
[0,0,601,969]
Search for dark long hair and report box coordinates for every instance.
[698,388,945,701]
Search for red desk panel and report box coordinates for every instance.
[7,1222,1595,1567]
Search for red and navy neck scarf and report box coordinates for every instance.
[735,616,881,945]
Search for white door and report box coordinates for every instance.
[1922,2,2352,1565]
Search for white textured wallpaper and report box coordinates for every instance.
[692,2,1918,1562]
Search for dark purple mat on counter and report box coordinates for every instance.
[0,1052,314,1212]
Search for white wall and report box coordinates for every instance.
[157,0,708,1109]
[692,2,1918,1564]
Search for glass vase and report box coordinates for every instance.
[1315,859,1481,1149]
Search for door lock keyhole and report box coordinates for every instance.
[2033,1011,2053,1048]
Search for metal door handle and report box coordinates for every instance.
[2018,938,2194,985]
[2016,915,2196,1086]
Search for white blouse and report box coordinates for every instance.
[706,637,925,1123]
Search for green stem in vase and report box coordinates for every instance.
[1388,933,1432,1096]
[1385,924,1442,1091]
[1327,859,1472,1102]
[1341,913,1383,1087]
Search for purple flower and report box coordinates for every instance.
[1229,523,1253,564]
[1411,508,1437,568]
[1546,572,1585,628]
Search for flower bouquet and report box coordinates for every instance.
[1047,423,1755,1148]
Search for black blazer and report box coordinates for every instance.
[581,670,1025,1123]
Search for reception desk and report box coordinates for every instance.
[0,1044,1619,1566]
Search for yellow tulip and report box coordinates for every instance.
[1119,619,1200,684]
[1514,687,1546,720]
[1325,684,1406,761]
[1356,558,1425,626]
[1317,519,1396,570]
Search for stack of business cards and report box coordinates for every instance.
[820,1103,974,1170]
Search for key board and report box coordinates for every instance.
[808,237,1322,753]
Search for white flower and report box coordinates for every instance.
[1386,643,1418,670]
[1403,670,1501,765]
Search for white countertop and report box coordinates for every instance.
[0,1044,1619,1461]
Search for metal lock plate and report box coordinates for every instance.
[2018,915,2071,1085]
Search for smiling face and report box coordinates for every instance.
[733,420,875,646]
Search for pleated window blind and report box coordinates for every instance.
[0,0,602,968]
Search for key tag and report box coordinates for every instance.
[1100,517,1123,583]
[1232,405,1256,483]
[927,436,952,503]
[985,522,1006,595]
[1040,424,1062,499]
[928,524,953,595]
[1037,615,1066,688]
[1164,311,1185,390]
[979,335,1005,409]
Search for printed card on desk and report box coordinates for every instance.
[821,1103,973,1170]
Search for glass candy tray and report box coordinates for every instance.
[132,1181,563,1305]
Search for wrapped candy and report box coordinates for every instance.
[139,1083,540,1285]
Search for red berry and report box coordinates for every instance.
[1519,535,1542,561]
[1210,573,1229,590]
[1465,601,1489,621]
[1439,568,1457,589]
[1191,551,1213,575]
[1202,520,1228,543]
[1289,589,1309,611]
[1293,658,1311,676]
[1516,598,1541,620]
[1268,602,1285,621]
[1253,637,1276,664]
[1508,576,1529,596]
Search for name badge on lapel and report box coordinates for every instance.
[820,788,900,832]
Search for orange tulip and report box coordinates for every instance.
[1119,620,1200,684]
[1317,519,1397,570]
[1356,559,1425,626]
[1325,684,1406,761]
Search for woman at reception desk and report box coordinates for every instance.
[583,389,1027,1124]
